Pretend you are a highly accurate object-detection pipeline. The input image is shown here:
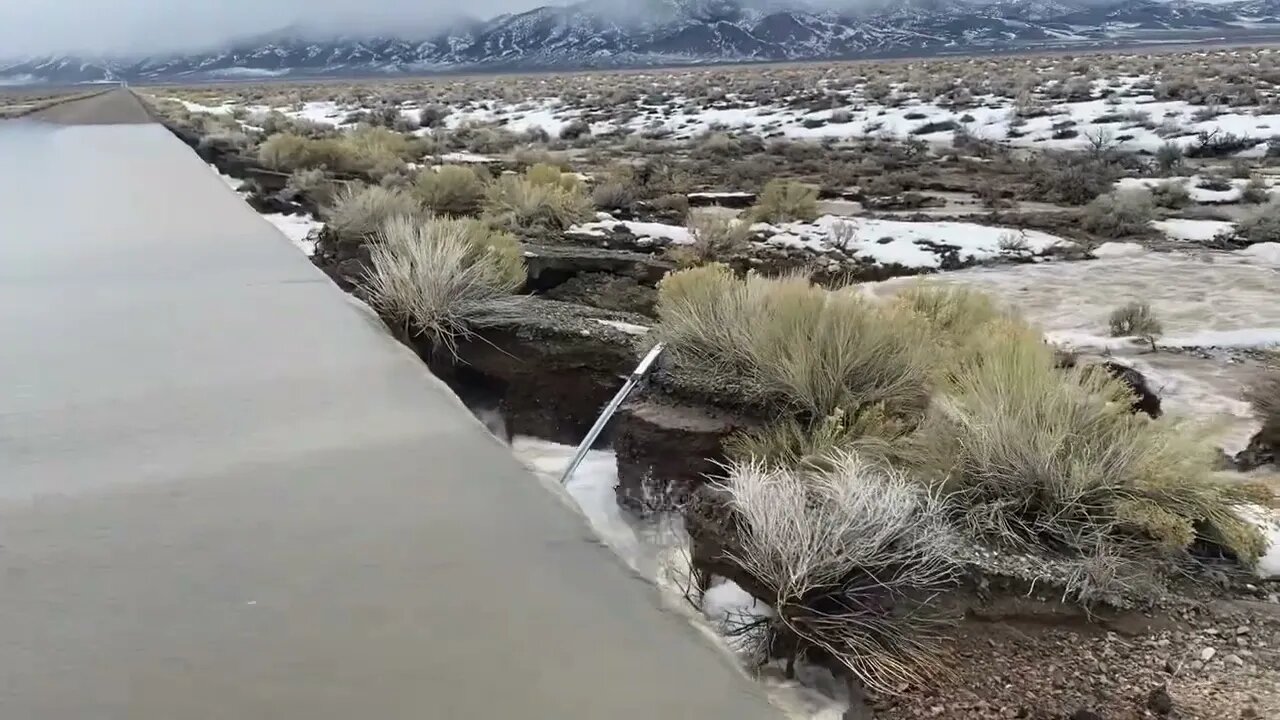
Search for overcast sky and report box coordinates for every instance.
[0,0,552,56]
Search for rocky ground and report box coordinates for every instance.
[873,599,1280,720]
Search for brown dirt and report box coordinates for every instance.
[871,600,1280,720]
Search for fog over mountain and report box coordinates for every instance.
[0,0,533,56]
[4,0,1279,83]
[0,0,1142,56]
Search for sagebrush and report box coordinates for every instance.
[362,215,526,354]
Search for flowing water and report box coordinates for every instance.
[506,248,1280,718]
[867,248,1280,454]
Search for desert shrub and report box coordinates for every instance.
[911,331,1266,572]
[284,167,337,207]
[362,215,525,355]
[911,119,960,135]
[258,133,315,170]
[559,118,591,140]
[1245,363,1280,445]
[720,450,958,692]
[414,165,486,217]
[1185,130,1258,158]
[1234,199,1280,244]
[343,125,414,168]
[482,172,593,236]
[656,266,932,428]
[525,163,582,192]
[1197,173,1232,192]
[1154,142,1184,175]
[323,184,422,241]
[1241,175,1270,204]
[1027,154,1118,206]
[893,283,1009,369]
[749,180,819,223]
[418,104,450,129]
[668,211,752,268]
[1150,180,1191,209]
[1108,301,1163,339]
[1080,190,1155,238]
[591,180,636,212]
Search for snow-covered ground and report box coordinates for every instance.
[171,69,1280,156]
[1151,218,1236,242]
[261,213,323,256]
[571,214,1068,269]
[759,215,1067,268]
[1119,175,1278,205]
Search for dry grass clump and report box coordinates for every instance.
[1150,180,1191,209]
[1027,153,1118,205]
[668,211,753,268]
[1108,300,1163,339]
[656,266,933,465]
[258,133,321,171]
[1080,190,1155,238]
[284,167,338,207]
[362,215,525,354]
[591,180,636,212]
[909,330,1266,572]
[1241,175,1270,204]
[1235,199,1280,244]
[892,282,1013,375]
[1245,360,1280,446]
[720,450,958,693]
[323,184,422,240]
[414,165,486,217]
[482,166,593,236]
[258,125,421,178]
[749,179,819,223]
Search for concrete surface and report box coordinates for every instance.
[0,95,779,718]
[23,87,151,124]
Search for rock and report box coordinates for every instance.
[1234,427,1277,471]
[522,243,674,291]
[1200,646,1217,662]
[612,399,750,513]
[1146,685,1174,715]
[687,191,756,209]
[1068,710,1104,720]
[543,272,659,316]
[1226,653,1244,666]
[1101,361,1162,419]
[1054,356,1161,418]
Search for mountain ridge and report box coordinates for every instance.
[5,0,1280,85]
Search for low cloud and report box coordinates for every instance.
[0,0,551,57]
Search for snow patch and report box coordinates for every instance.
[1150,218,1235,242]
[1239,242,1280,266]
[596,319,651,335]
[570,218,693,245]
[1092,241,1147,258]
[760,215,1066,269]
[438,151,497,164]
[261,213,323,256]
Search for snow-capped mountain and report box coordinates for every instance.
[4,0,1280,85]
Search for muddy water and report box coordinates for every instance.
[511,437,852,720]
[868,249,1280,453]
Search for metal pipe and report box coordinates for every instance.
[559,342,665,485]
